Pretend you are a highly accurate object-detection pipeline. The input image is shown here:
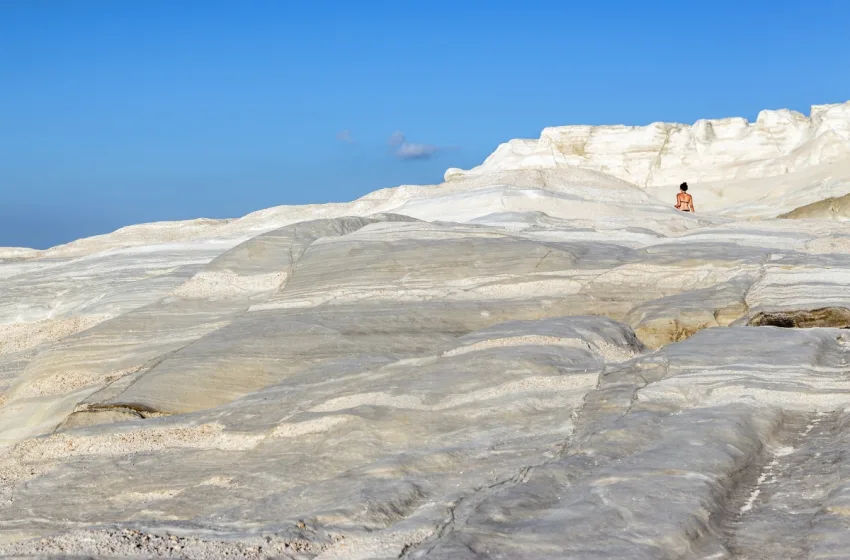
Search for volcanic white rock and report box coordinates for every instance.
[1,101,850,559]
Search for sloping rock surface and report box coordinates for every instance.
[781,192,850,221]
[2,102,850,559]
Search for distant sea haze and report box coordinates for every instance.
[0,209,118,250]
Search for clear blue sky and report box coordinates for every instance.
[2,0,849,249]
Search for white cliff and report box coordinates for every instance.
[448,102,850,186]
[448,101,850,215]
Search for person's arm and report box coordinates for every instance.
[689,198,695,212]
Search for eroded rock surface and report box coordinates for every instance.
[781,192,850,221]
[748,307,850,329]
[2,102,850,558]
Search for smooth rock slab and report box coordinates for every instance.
[0,316,641,555]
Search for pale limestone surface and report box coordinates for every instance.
[447,102,850,206]
[1,102,850,559]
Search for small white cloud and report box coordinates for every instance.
[395,142,439,159]
[336,129,355,144]
[388,131,444,160]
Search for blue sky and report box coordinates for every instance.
[2,0,849,249]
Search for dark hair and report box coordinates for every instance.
[679,182,688,192]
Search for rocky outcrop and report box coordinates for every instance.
[780,192,850,220]
[2,101,850,558]
[448,102,850,218]
[447,102,850,188]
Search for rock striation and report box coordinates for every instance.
[1,101,850,559]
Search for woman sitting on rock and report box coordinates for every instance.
[675,182,695,212]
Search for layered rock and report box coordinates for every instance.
[1,101,850,558]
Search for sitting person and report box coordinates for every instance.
[675,182,695,212]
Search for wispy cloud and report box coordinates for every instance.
[336,129,355,144]
[387,131,442,160]
[388,130,405,147]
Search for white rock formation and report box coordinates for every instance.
[448,102,850,185]
[448,101,850,216]
[1,101,850,559]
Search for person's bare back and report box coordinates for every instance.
[675,182,695,212]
